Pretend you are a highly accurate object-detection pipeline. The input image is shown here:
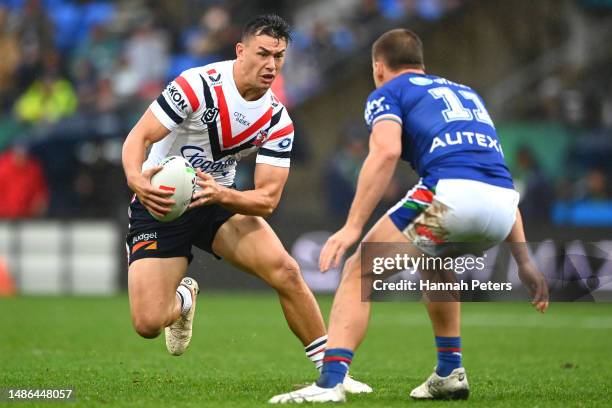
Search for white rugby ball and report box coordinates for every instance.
[149,156,196,222]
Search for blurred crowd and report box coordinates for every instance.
[511,3,612,226]
[0,0,464,219]
[0,0,610,228]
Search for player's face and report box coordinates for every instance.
[236,35,287,90]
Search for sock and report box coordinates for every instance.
[435,336,462,377]
[176,285,192,315]
[316,348,353,388]
[305,335,327,371]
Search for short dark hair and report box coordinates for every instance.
[242,14,292,44]
[372,28,424,71]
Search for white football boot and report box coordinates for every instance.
[410,367,469,400]
[165,277,199,356]
[269,383,346,404]
[342,375,373,394]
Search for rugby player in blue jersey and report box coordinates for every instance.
[270,28,548,403]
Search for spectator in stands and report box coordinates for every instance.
[308,22,336,63]
[12,0,54,92]
[70,24,119,80]
[122,19,169,100]
[0,143,49,218]
[186,5,238,61]
[354,0,381,26]
[324,125,368,218]
[73,140,129,218]
[323,123,402,220]
[574,167,609,201]
[0,6,21,110]
[71,58,97,114]
[13,71,77,124]
[112,54,140,101]
[600,78,612,128]
[514,146,553,222]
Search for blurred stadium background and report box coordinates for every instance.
[1,0,612,295]
[1,1,612,406]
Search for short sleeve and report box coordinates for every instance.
[150,71,202,131]
[256,107,293,168]
[363,87,403,130]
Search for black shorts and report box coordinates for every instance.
[126,196,235,265]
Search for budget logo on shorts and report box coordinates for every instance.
[131,232,158,254]
[201,107,219,124]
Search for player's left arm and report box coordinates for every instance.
[506,208,549,312]
[190,164,288,216]
[320,120,402,271]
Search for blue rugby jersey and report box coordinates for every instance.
[364,72,513,189]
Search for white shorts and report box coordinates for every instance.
[388,178,520,256]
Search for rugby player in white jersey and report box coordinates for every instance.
[121,14,370,393]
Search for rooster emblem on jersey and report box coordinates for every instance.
[252,129,269,147]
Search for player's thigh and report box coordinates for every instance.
[348,215,423,280]
[128,257,188,318]
[126,195,195,317]
[212,214,297,284]
[363,214,412,244]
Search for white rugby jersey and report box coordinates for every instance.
[144,60,294,187]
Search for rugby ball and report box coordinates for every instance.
[149,156,196,222]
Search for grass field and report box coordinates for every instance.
[1,293,611,407]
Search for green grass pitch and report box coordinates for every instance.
[1,293,611,407]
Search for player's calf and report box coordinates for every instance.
[131,291,183,339]
[132,313,167,339]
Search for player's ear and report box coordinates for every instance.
[236,42,245,61]
[373,60,384,85]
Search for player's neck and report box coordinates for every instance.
[232,62,267,101]
[387,68,425,82]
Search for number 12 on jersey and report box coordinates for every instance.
[428,86,494,127]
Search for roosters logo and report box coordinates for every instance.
[252,129,269,147]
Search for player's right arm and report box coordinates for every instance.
[122,108,175,219]
[123,71,198,218]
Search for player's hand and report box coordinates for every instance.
[190,171,226,208]
[517,260,549,313]
[128,166,175,219]
[319,224,362,272]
